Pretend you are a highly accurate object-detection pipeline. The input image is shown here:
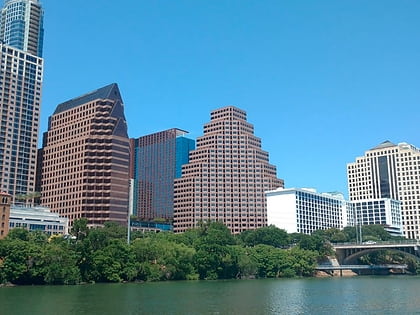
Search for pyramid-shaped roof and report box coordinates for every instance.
[370,140,397,150]
[53,83,122,115]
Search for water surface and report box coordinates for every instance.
[1,276,419,314]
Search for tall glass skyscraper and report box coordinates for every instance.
[0,0,43,203]
[130,129,195,221]
[0,0,44,57]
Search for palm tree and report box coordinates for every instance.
[15,191,41,206]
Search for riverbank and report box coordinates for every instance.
[315,270,357,277]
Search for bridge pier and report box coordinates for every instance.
[334,248,346,265]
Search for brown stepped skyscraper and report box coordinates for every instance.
[39,83,130,227]
[174,106,284,234]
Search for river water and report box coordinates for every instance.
[1,276,419,314]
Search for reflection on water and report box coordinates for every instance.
[0,276,419,314]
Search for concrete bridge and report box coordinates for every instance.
[316,264,408,277]
[333,241,420,264]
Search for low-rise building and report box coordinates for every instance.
[350,198,403,237]
[267,187,404,237]
[9,205,69,235]
[130,220,173,233]
[266,188,350,234]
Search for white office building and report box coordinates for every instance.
[350,198,403,237]
[348,141,420,239]
[266,188,350,235]
[9,205,68,235]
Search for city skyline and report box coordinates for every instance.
[39,1,420,197]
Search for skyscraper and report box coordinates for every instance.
[0,0,44,57]
[0,0,43,203]
[0,45,42,203]
[130,128,195,220]
[347,141,420,239]
[40,83,130,227]
[173,106,284,234]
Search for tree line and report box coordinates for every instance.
[0,220,417,285]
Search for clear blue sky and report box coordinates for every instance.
[40,0,420,197]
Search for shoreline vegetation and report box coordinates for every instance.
[0,220,418,285]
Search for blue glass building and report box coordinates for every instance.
[130,129,195,220]
[0,0,44,57]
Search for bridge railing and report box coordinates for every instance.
[332,240,420,246]
[316,264,408,270]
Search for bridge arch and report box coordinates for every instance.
[342,248,420,265]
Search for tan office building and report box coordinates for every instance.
[0,44,43,203]
[0,0,44,203]
[40,83,130,227]
[174,106,284,234]
[347,141,420,239]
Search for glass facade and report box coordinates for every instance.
[378,156,390,198]
[132,129,194,220]
[175,136,195,178]
[0,0,44,57]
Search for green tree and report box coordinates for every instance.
[288,247,317,277]
[294,233,333,258]
[362,225,392,241]
[313,228,348,243]
[131,237,197,281]
[195,221,236,246]
[194,243,239,280]
[40,243,81,284]
[173,228,200,247]
[6,228,30,241]
[102,221,127,240]
[28,230,48,245]
[234,245,258,278]
[71,218,89,241]
[0,238,43,284]
[91,239,136,282]
[192,221,238,280]
[239,226,290,248]
[250,244,293,278]
[342,226,357,242]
